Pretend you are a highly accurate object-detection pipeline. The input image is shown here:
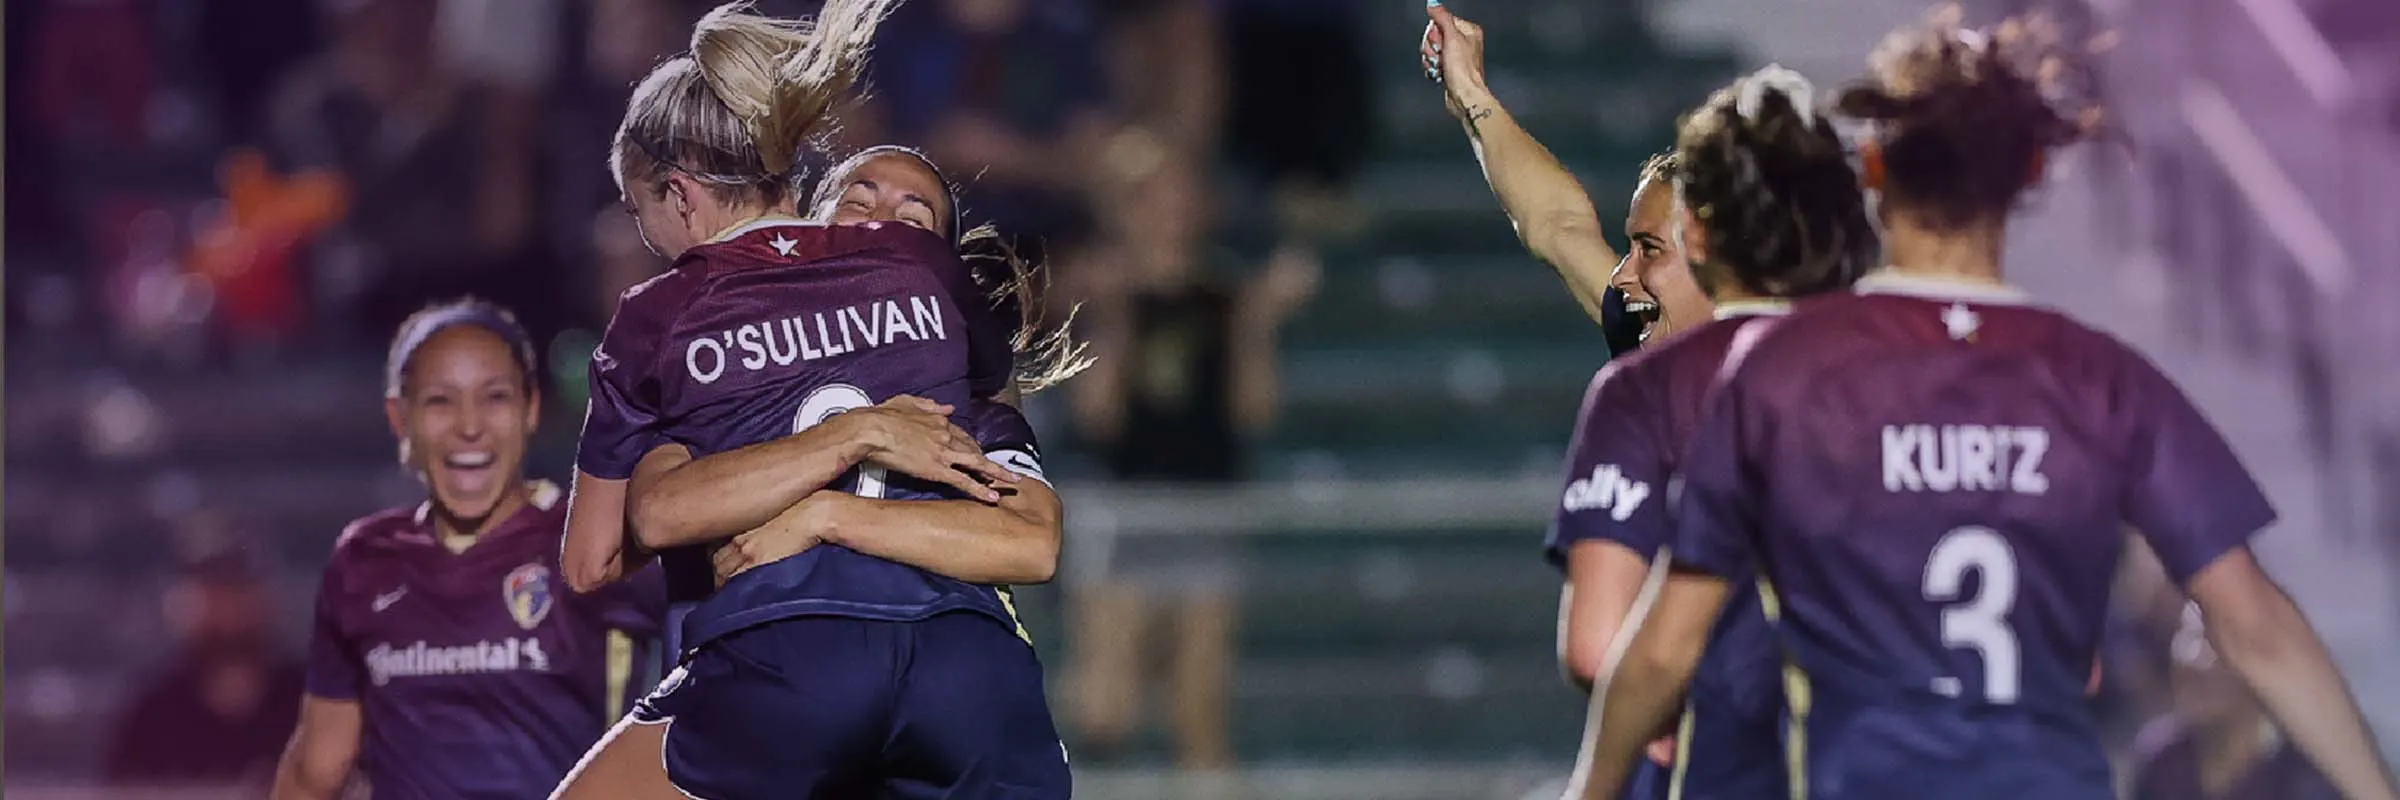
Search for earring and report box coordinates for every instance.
[1859,141,1887,191]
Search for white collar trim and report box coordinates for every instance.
[1855,269,2035,305]
[714,217,824,243]
[1713,299,1792,320]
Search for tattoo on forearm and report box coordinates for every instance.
[1467,105,1494,126]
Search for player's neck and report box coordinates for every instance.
[430,487,531,550]
[1880,213,2006,286]
[1707,287,1785,319]
[704,208,806,244]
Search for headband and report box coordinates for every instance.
[818,145,965,245]
[385,302,537,399]
[1736,64,1819,128]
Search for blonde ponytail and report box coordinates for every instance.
[614,0,900,206]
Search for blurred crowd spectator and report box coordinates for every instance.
[104,548,305,790]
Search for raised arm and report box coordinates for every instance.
[1232,246,1319,434]
[1422,4,1621,324]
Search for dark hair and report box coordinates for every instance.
[808,146,1089,395]
[1835,6,2108,230]
[385,298,540,399]
[808,145,966,243]
[1637,150,1681,187]
[1675,66,1880,298]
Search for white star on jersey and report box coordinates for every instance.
[768,233,800,258]
[1942,302,1981,341]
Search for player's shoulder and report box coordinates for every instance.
[1650,311,1785,373]
[515,480,571,536]
[696,219,949,268]
[328,505,428,565]
[602,258,708,348]
[959,398,1040,449]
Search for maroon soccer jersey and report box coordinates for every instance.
[1672,273,2273,796]
[1547,301,1788,564]
[1544,303,1793,798]
[305,481,664,799]
[575,220,1026,650]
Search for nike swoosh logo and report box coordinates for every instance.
[371,589,407,613]
[992,450,1043,476]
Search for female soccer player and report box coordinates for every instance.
[1582,12,2400,800]
[550,4,1073,797]
[1420,2,1709,349]
[652,144,1087,627]
[559,142,1073,593]
[274,300,662,800]
[809,143,1088,400]
[1423,5,1725,797]
[1554,65,1879,800]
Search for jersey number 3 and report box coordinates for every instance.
[1922,526,2021,703]
[793,384,889,499]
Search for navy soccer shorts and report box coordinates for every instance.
[632,611,1070,799]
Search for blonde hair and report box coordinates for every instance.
[957,223,1094,396]
[611,0,899,207]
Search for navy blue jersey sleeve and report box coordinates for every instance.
[2118,356,2276,587]
[1670,365,1765,578]
[961,398,1048,487]
[1545,363,1670,568]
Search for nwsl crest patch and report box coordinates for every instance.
[504,563,554,630]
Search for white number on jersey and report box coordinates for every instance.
[1921,525,2021,703]
[792,383,888,499]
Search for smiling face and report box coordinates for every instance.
[386,325,537,535]
[1611,178,1714,345]
[822,151,952,238]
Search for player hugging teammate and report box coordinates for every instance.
[548,1,1089,798]
[1426,3,2397,800]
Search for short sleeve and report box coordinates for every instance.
[304,561,361,700]
[588,563,668,637]
[2119,359,2276,587]
[1545,363,1672,568]
[1670,370,1766,579]
[962,398,1049,487]
[575,278,679,479]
